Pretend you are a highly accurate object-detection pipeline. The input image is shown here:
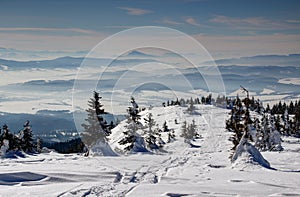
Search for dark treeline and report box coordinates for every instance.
[266,100,300,115]
[42,138,85,154]
[162,94,213,107]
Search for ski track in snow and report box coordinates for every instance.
[0,105,300,196]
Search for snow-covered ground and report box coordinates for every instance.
[0,105,299,196]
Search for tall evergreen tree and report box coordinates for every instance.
[81,91,108,153]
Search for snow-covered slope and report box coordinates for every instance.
[0,105,299,196]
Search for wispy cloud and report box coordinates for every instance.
[159,18,183,25]
[104,25,138,29]
[210,15,269,26]
[119,7,153,16]
[185,17,201,27]
[0,27,99,35]
[286,19,300,23]
[210,15,300,30]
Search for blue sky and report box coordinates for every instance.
[0,0,299,59]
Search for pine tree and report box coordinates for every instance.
[119,119,139,151]
[119,97,145,152]
[186,98,196,114]
[265,104,271,114]
[162,121,169,132]
[179,98,186,106]
[81,91,108,152]
[144,113,160,149]
[269,115,283,151]
[20,121,34,152]
[36,137,42,153]
[128,97,140,123]
[227,95,255,156]
[282,109,291,135]
[181,120,199,144]
[167,129,176,143]
[0,124,19,151]
[0,139,9,156]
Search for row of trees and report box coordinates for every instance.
[266,100,300,115]
[162,94,213,107]
[0,121,36,155]
[225,95,297,160]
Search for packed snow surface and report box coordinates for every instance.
[0,105,299,196]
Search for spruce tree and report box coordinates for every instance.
[143,113,161,149]
[0,124,14,151]
[181,120,199,144]
[119,118,139,151]
[20,121,34,152]
[283,109,291,135]
[162,121,169,132]
[36,137,42,153]
[0,124,20,151]
[167,129,176,143]
[269,115,283,151]
[81,91,108,152]
[186,98,196,114]
[119,97,144,152]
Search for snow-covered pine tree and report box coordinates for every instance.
[167,129,176,143]
[36,137,42,153]
[293,106,300,136]
[119,118,139,151]
[282,109,291,135]
[179,98,186,106]
[0,124,20,151]
[254,117,264,149]
[260,114,273,151]
[269,115,283,151]
[143,113,160,149]
[227,95,257,159]
[181,120,199,144]
[119,97,146,152]
[81,91,108,154]
[20,121,34,152]
[186,98,196,114]
[0,139,9,156]
[128,97,140,123]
